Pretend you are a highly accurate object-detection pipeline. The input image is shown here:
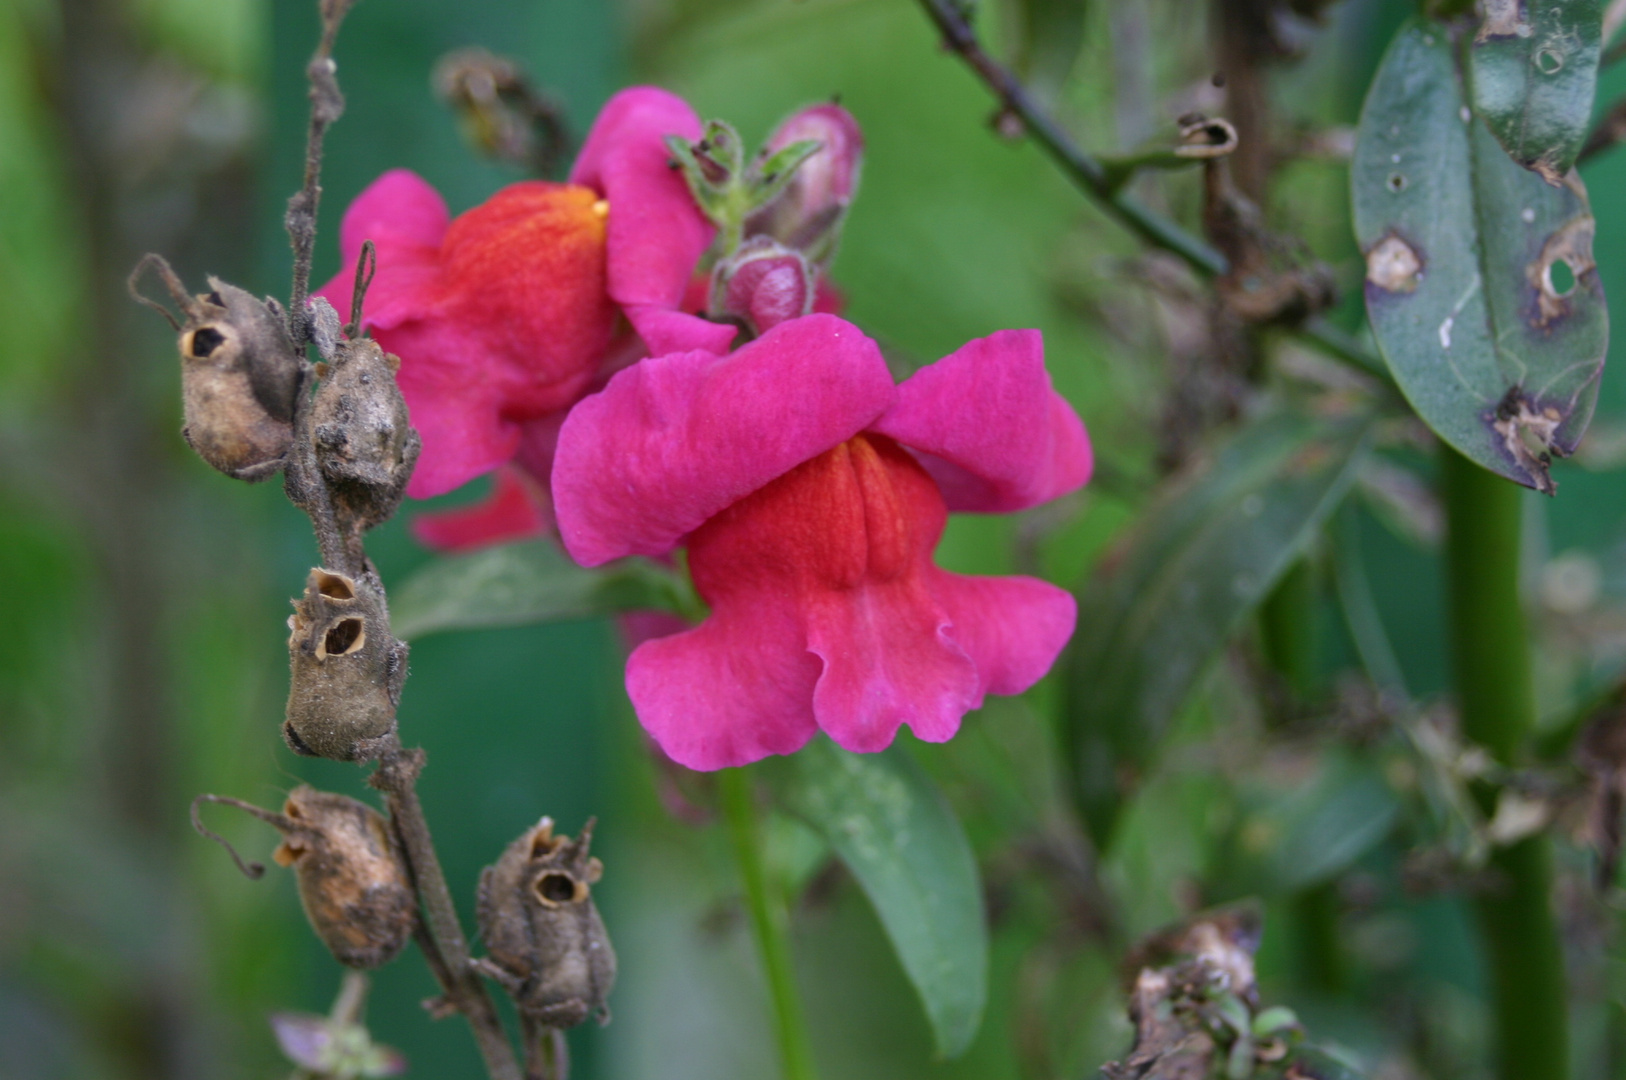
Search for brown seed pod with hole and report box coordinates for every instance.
[192,788,415,968]
[285,568,408,762]
[312,336,421,535]
[474,818,616,1028]
[129,254,300,481]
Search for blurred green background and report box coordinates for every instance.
[7,0,1626,1077]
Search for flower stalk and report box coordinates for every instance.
[718,767,819,1080]
[1441,447,1567,1080]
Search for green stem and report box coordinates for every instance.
[719,767,819,1080]
[1441,447,1568,1080]
[913,0,1393,385]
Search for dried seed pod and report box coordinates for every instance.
[128,254,300,481]
[311,334,420,535]
[285,568,408,762]
[475,818,616,1028]
[192,788,415,969]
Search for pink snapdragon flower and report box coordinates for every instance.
[316,87,714,499]
[552,314,1092,770]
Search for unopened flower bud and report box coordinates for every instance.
[311,326,421,535]
[192,788,415,969]
[709,237,814,336]
[746,104,864,263]
[474,817,616,1028]
[285,568,408,762]
[128,254,300,481]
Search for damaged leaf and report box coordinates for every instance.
[1470,0,1602,181]
[1064,411,1372,848]
[1354,19,1607,494]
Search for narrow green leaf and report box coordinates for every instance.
[1470,0,1602,180]
[1353,19,1607,494]
[389,540,687,640]
[778,739,987,1059]
[1065,410,1372,848]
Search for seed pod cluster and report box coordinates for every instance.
[311,334,420,536]
[129,255,300,481]
[474,818,616,1028]
[285,568,408,762]
[193,787,415,969]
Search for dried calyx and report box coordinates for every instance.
[128,253,300,481]
[285,567,409,762]
[307,295,421,539]
[474,817,617,1029]
[192,787,416,969]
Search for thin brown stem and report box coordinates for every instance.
[372,738,522,1080]
[286,0,354,348]
[520,1015,569,1080]
[283,362,355,574]
[911,0,1392,384]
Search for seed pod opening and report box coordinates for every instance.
[475,817,616,1028]
[285,568,407,762]
[131,256,301,482]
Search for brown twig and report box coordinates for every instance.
[286,0,354,348]
[911,0,1391,384]
[372,739,522,1080]
[271,7,522,1078]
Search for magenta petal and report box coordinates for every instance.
[570,87,714,310]
[872,330,1092,513]
[553,314,896,566]
[626,607,820,770]
[410,466,550,552]
[327,170,451,331]
[928,570,1077,701]
[805,580,979,752]
[382,320,522,499]
[626,305,738,358]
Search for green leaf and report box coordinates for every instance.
[389,540,689,640]
[1469,0,1602,181]
[1065,410,1372,848]
[778,739,987,1058]
[1353,19,1607,494]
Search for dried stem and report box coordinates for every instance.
[911,0,1391,384]
[286,0,353,348]
[372,739,523,1080]
[269,7,522,1078]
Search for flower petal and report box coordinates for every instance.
[320,170,448,332]
[626,606,820,770]
[927,569,1077,701]
[410,466,550,552]
[376,319,522,499]
[570,87,714,310]
[805,579,978,751]
[553,314,896,566]
[625,305,738,358]
[871,329,1092,513]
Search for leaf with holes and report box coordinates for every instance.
[1470,0,1602,181]
[1354,19,1607,494]
[775,739,987,1059]
[1064,410,1372,849]
[390,540,691,640]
